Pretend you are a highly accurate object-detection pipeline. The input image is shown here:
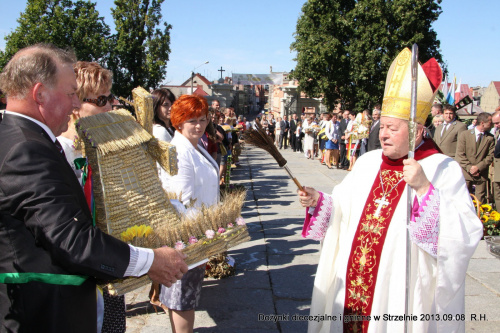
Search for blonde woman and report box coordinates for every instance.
[275,116,282,147]
[57,61,125,333]
[58,62,114,184]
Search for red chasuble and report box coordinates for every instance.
[343,139,439,333]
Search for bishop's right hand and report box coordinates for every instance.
[148,247,188,288]
[298,186,320,208]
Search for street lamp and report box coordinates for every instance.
[191,61,209,94]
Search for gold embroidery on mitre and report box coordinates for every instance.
[381,48,438,124]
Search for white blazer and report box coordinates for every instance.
[161,131,220,209]
[153,123,173,143]
[325,120,339,141]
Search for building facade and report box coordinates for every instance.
[481,81,500,113]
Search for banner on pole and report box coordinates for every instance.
[232,73,283,85]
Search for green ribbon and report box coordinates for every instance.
[73,157,87,175]
[74,157,96,227]
[0,273,87,285]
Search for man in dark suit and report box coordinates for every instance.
[367,108,382,151]
[456,112,495,204]
[279,115,290,149]
[434,104,467,159]
[0,44,187,333]
[492,111,500,209]
[427,103,443,138]
[338,110,350,169]
[289,113,298,152]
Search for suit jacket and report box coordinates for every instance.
[0,114,130,333]
[289,118,297,133]
[434,120,467,158]
[493,134,500,182]
[280,120,289,134]
[426,123,437,138]
[338,118,349,145]
[367,120,381,151]
[455,129,495,182]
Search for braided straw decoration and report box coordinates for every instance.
[107,190,249,295]
[132,86,154,135]
[147,138,178,176]
[77,109,249,296]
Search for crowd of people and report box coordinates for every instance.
[259,105,382,171]
[425,103,500,209]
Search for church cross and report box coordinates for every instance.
[374,196,390,218]
[218,66,225,79]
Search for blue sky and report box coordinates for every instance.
[1,0,498,88]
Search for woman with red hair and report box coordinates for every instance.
[159,94,219,333]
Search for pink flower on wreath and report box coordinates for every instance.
[188,236,198,244]
[175,241,186,250]
[227,223,234,228]
[236,217,245,226]
[205,230,215,239]
[218,227,226,234]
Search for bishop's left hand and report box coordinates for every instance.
[403,158,430,197]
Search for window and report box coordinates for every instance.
[120,166,139,191]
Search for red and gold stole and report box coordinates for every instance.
[343,139,439,333]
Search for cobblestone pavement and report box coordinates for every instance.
[125,144,500,332]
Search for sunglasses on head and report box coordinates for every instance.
[83,94,114,107]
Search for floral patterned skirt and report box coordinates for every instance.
[159,265,205,311]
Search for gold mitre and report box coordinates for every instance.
[381,48,442,124]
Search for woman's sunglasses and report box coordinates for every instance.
[83,94,114,107]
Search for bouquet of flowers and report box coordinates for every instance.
[311,124,321,134]
[478,203,500,236]
[304,124,320,134]
[471,197,500,237]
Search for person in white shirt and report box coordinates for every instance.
[152,88,176,143]
[275,116,282,147]
[159,94,219,333]
[324,113,340,168]
[468,118,477,130]
[244,117,251,133]
[149,87,177,314]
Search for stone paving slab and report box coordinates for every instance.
[274,299,311,332]
[465,294,500,322]
[196,286,276,331]
[265,236,319,256]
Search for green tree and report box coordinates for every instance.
[291,0,355,110]
[291,0,444,112]
[0,0,110,69]
[107,0,171,98]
